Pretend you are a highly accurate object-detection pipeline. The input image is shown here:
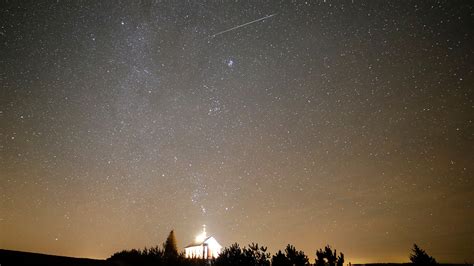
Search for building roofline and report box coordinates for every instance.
[184,236,214,248]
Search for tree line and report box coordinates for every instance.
[107,230,437,266]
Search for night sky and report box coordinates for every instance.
[1,0,473,263]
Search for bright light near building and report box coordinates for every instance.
[195,232,206,242]
[195,224,207,242]
[185,225,222,259]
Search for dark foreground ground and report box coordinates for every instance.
[0,249,112,266]
[353,264,470,266]
[1,249,470,266]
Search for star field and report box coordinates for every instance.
[0,0,473,263]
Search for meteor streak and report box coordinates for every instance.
[210,13,277,38]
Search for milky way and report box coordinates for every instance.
[1,1,473,263]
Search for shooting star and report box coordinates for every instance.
[210,13,277,38]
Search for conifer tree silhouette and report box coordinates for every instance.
[410,244,437,265]
[164,230,179,259]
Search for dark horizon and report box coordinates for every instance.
[0,246,470,265]
[1,0,472,263]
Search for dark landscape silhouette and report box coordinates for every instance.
[0,231,468,266]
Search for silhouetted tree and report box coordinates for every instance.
[185,257,208,266]
[315,249,324,266]
[285,244,310,266]
[272,250,290,266]
[337,252,344,266]
[214,242,270,266]
[109,231,208,266]
[315,245,344,266]
[214,243,244,266]
[108,246,165,266]
[272,245,309,266]
[244,243,271,266]
[164,230,179,259]
[410,244,437,265]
